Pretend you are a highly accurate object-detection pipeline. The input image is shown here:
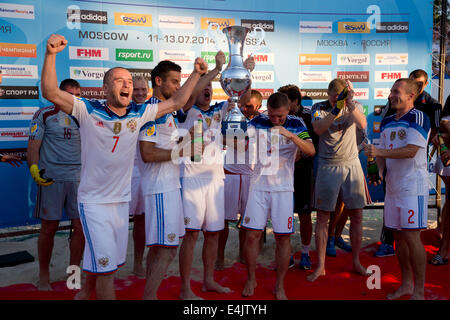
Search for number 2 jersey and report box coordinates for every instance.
[380,108,431,196]
[71,96,158,204]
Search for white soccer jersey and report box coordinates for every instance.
[179,101,229,179]
[71,96,158,203]
[380,109,431,196]
[247,114,311,192]
[139,97,181,195]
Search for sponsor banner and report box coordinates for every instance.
[316,39,348,47]
[299,54,332,65]
[127,68,153,79]
[376,21,409,33]
[353,88,369,100]
[338,21,370,33]
[116,48,153,62]
[66,9,108,24]
[299,71,332,83]
[200,17,235,30]
[374,88,391,99]
[0,2,34,20]
[299,21,332,33]
[114,12,152,27]
[245,53,274,65]
[80,87,106,100]
[301,89,328,100]
[78,30,129,41]
[375,53,408,65]
[158,15,195,29]
[0,43,36,58]
[0,23,12,33]
[69,46,109,60]
[0,107,38,120]
[375,70,408,82]
[251,71,274,83]
[212,87,229,101]
[241,19,275,32]
[0,128,29,142]
[373,120,381,133]
[201,51,229,64]
[70,67,108,80]
[0,64,38,79]
[255,88,274,100]
[337,53,370,65]
[0,86,39,99]
[337,71,369,82]
[159,50,195,63]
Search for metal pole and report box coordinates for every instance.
[437,0,448,227]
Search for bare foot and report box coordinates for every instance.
[409,293,425,300]
[306,268,325,282]
[202,281,231,294]
[275,287,288,300]
[386,285,414,300]
[353,262,369,276]
[242,279,257,297]
[133,265,146,278]
[179,289,204,300]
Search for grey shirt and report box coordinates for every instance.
[311,100,364,164]
[28,106,81,181]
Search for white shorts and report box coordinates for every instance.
[144,190,185,247]
[384,194,428,230]
[181,177,225,232]
[78,202,129,274]
[242,190,294,235]
[224,174,251,221]
[129,177,145,216]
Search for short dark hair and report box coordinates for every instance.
[267,92,289,109]
[103,67,129,85]
[409,69,428,83]
[151,60,181,87]
[59,78,80,91]
[278,84,302,106]
[394,78,421,98]
[250,89,262,105]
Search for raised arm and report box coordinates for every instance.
[155,58,208,119]
[41,34,75,115]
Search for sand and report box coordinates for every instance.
[0,205,439,289]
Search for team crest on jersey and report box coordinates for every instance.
[98,257,109,268]
[213,113,221,122]
[127,119,137,133]
[205,117,212,127]
[184,217,191,226]
[145,125,156,137]
[113,122,122,134]
[390,131,396,141]
[167,233,176,242]
[30,122,38,134]
[398,129,406,140]
[64,117,71,126]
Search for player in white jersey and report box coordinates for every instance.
[129,76,149,277]
[241,92,316,300]
[364,78,431,300]
[40,34,208,300]
[138,54,226,300]
[217,89,262,270]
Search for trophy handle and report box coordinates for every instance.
[247,27,265,56]
[206,22,223,52]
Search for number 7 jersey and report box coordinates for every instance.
[71,96,158,204]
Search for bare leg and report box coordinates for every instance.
[132,214,146,277]
[299,213,312,247]
[387,231,414,300]
[438,178,450,258]
[238,227,246,263]
[69,219,85,267]
[242,229,262,297]
[143,246,177,300]
[74,273,96,300]
[179,230,202,300]
[274,234,290,300]
[216,221,229,270]
[307,211,330,282]
[349,209,367,275]
[403,230,426,300]
[328,200,345,237]
[96,273,116,300]
[37,219,59,291]
[202,232,230,293]
[335,209,350,239]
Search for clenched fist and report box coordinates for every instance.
[46,34,68,55]
[193,57,208,75]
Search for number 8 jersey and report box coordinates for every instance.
[71,96,158,204]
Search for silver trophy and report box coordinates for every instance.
[216,25,264,135]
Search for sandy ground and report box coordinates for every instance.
[0,205,439,289]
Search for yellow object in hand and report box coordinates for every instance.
[336,86,348,110]
[30,164,54,186]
